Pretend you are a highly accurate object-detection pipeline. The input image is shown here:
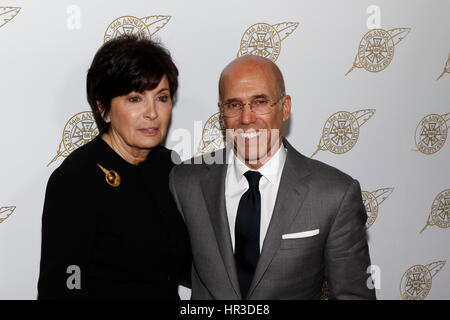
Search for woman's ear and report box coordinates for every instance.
[97,101,110,123]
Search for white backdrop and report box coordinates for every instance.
[0,0,449,300]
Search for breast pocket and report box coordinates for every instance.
[279,229,321,250]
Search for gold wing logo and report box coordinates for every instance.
[420,189,450,233]
[400,261,446,300]
[413,113,449,155]
[362,188,394,229]
[0,206,16,223]
[104,15,171,42]
[311,109,375,157]
[47,111,99,166]
[237,22,299,62]
[437,52,450,80]
[0,7,20,29]
[197,112,226,155]
[346,28,410,75]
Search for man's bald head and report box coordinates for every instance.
[218,55,286,101]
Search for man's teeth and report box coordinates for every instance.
[239,131,261,139]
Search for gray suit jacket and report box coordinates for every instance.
[169,139,376,300]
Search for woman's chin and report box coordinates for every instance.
[135,136,162,150]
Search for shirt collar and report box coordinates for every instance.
[229,145,287,185]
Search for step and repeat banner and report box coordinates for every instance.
[0,0,449,300]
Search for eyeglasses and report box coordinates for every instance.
[219,95,284,117]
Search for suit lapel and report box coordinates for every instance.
[247,140,311,298]
[200,151,241,299]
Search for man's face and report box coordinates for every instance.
[220,61,291,165]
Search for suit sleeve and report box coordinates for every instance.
[37,167,96,299]
[168,165,192,287]
[169,166,185,221]
[324,179,376,300]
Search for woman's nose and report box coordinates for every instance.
[144,100,158,120]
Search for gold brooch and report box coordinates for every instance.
[97,163,121,187]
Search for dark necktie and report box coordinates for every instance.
[234,170,262,299]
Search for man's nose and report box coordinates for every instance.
[239,104,256,124]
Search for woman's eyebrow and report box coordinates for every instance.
[156,87,170,94]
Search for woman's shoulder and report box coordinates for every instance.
[152,145,181,168]
[50,137,102,180]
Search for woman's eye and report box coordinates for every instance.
[128,96,142,103]
[157,95,170,102]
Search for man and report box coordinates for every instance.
[169,55,376,299]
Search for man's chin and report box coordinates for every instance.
[235,149,268,165]
[231,137,273,165]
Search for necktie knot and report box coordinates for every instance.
[244,171,262,190]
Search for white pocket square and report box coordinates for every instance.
[282,229,320,239]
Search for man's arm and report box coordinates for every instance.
[324,179,376,300]
[169,166,185,220]
[168,166,192,287]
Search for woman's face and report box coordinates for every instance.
[104,75,173,152]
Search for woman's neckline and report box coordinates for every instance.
[96,134,158,168]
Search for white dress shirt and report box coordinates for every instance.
[225,145,287,252]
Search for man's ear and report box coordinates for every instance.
[97,101,110,123]
[282,95,292,122]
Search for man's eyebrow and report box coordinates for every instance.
[224,94,269,102]
[252,94,269,99]
[223,97,242,103]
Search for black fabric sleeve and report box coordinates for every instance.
[37,167,96,299]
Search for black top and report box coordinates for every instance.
[38,136,191,299]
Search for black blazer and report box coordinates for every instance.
[38,136,191,299]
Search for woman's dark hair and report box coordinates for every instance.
[87,34,178,133]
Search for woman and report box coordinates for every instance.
[38,35,190,299]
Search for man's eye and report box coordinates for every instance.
[227,102,241,109]
[253,99,269,105]
[157,95,170,102]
